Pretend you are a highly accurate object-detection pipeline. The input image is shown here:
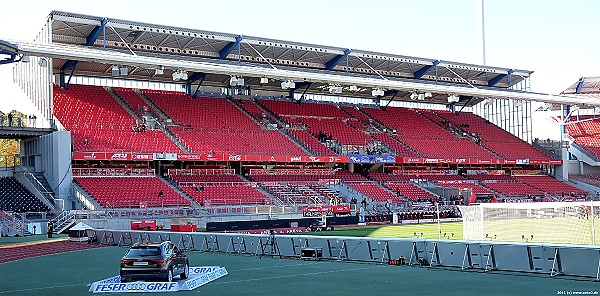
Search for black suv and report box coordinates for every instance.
[120,241,189,282]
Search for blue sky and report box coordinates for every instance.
[0,0,597,138]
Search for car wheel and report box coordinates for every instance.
[166,268,173,282]
[180,262,189,279]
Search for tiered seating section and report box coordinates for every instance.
[259,100,376,149]
[247,170,340,205]
[169,171,269,206]
[0,177,48,212]
[565,116,600,158]
[55,84,552,163]
[514,175,587,196]
[362,107,495,158]
[432,110,550,160]
[74,176,189,207]
[53,84,180,153]
[142,90,305,155]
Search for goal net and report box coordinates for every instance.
[459,202,600,244]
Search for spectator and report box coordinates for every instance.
[16,117,22,127]
[8,113,13,127]
[32,114,36,127]
[0,113,4,126]
[361,198,367,208]
[159,190,164,197]
[84,138,90,146]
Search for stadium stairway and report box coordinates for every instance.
[14,173,56,211]
[154,122,191,153]
[237,174,281,204]
[133,89,173,123]
[72,181,103,210]
[278,128,315,155]
[354,108,424,157]
[419,110,505,159]
[108,87,190,153]
[227,98,266,129]
[235,99,317,155]
[105,87,143,123]
[157,175,202,208]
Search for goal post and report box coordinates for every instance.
[459,202,599,244]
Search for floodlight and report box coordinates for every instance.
[447,94,460,103]
[417,93,425,100]
[172,71,180,80]
[120,67,128,76]
[180,71,188,80]
[281,80,295,89]
[236,77,244,86]
[424,92,432,98]
[349,85,359,92]
[20,55,30,63]
[260,77,269,84]
[155,67,164,75]
[112,65,120,76]
[329,85,342,94]
[38,58,48,68]
[371,88,384,97]
[410,91,419,100]
[229,76,238,86]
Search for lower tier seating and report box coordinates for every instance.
[74,177,189,208]
[0,177,48,212]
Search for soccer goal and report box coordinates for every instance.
[459,202,600,244]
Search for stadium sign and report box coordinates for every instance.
[89,266,227,293]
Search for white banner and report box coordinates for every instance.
[89,266,227,293]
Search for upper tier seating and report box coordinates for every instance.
[362,107,496,158]
[74,176,189,208]
[0,177,48,212]
[53,84,180,153]
[565,116,600,157]
[260,100,350,119]
[287,129,336,155]
[142,90,305,155]
[113,87,150,118]
[259,100,376,148]
[433,110,550,160]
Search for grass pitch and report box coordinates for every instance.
[305,222,463,240]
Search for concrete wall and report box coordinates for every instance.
[21,131,72,208]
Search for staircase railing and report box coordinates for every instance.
[51,210,76,234]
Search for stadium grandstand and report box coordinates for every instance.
[0,11,597,238]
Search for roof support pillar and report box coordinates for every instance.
[414,60,440,79]
[219,35,243,60]
[325,49,352,70]
[60,18,107,90]
[575,77,584,94]
[185,72,206,97]
[488,69,514,87]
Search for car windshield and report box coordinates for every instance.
[126,246,160,256]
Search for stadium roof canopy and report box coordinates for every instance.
[0,11,598,106]
[561,77,600,100]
